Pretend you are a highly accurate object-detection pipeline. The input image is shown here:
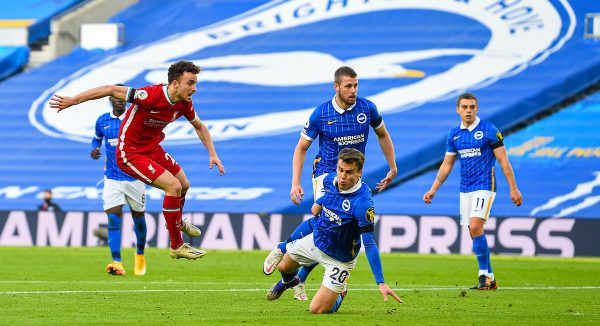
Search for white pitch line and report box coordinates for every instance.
[1,286,599,295]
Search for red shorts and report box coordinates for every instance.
[116,146,182,184]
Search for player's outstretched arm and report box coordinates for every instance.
[290,137,311,205]
[423,154,456,203]
[493,146,522,206]
[362,231,404,303]
[374,124,397,192]
[191,116,225,175]
[49,85,128,112]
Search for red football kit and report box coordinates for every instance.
[116,84,196,184]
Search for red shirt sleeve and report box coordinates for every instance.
[128,85,158,108]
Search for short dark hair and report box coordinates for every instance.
[168,60,201,84]
[338,148,365,171]
[334,66,357,84]
[457,92,478,107]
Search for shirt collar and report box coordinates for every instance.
[110,111,124,120]
[460,116,480,131]
[163,84,175,105]
[333,177,363,194]
[331,95,356,115]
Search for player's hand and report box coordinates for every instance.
[378,283,403,303]
[209,156,225,175]
[423,189,435,204]
[376,169,397,192]
[290,184,304,205]
[90,148,101,160]
[49,95,76,112]
[510,188,522,207]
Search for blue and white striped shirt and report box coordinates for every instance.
[301,96,383,177]
[314,173,375,262]
[445,117,504,192]
[92,112,136,181]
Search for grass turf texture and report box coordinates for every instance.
[0,247,599,325]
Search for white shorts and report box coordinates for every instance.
[286,233,356,293]
[102,178,146,212]
[312,173,329,201]
[459,190,496,226]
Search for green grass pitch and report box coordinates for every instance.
[1,247,599,325]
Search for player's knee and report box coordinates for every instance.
[107,213,122,228]
[469,225,484,238]
[309,303,329,314]
[165,179,182,195]
[180,178,190,194]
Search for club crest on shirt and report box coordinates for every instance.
[366,207,375,223]
[342,199,351,211]
[356,113,367,124]
[474,131,484,140]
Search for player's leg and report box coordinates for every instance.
[264,217,316,275]
[102,179,126,275]
[264,173,328,275]
[466,190,496,290]
[153,149,201,238]
[266,253,302,300]
[124,180,147,275]
[267,234,318,301]
[309,256,354,314]
[105,205,126,275]
[294,263,317,300]
[173,169,201,237]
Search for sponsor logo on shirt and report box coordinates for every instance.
[458,148,481,158]
[333,134,365,146]
[323,206,342,225]
[107,138,118,147]
[144,119,170,128]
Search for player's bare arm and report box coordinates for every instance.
[290,137,311,205]
[378,283,403,303]
[374,123,397,192]
[311,203,322,216]
[191,115,225,175]
[49,85,129,112]
[423,154,456,203]
[493,146,522,206]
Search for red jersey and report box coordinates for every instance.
[118,84,196,154]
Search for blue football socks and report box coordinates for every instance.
[472,234,489,273]
[132,216,147,255]
[107,213,122,262]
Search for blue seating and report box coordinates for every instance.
[0,0,599,217]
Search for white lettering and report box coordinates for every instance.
[497,218,536,256]
[201,213,238,249]
[418,216,458,254]
[536,219,575,257]
[0,186,39,199]
[241,214,282,250]
[0,211,33,245]
[36,211,84,247]
[378,215,417,253]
